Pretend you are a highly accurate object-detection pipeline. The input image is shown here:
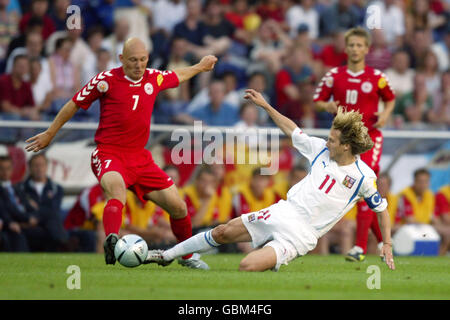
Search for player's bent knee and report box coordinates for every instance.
[169,200,187,219]
[238,259,265,272]
[211,224,230,244]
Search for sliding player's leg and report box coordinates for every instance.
[144,217,252,266]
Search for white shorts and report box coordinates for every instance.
[241,199,319,271]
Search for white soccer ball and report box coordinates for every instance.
[114,234,148,267]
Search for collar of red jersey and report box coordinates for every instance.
[124,74,143,84]
[346,68,365,78]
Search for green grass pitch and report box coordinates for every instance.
[0,253,449,300]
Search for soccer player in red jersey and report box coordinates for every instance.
[313,27,396,262]
[25,38,217,268]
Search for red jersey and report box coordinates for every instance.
[313,66,395,131]
[72,67,179,150]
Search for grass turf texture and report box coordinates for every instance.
[0,253,449,300]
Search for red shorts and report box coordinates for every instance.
[91,146,173,202]
[360,129,383,176]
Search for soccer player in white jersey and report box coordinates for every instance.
[145,89,396,271]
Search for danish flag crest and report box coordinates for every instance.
[76,71,113,101]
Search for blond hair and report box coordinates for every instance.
[332,107,374,156]
[344,27,371,47]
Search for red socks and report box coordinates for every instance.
[170,215,193,260]
[355,201,383,253]
[103,199,124,236]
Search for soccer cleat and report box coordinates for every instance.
[345,246,366,262]
[103,233,119,265]
[178,253,210,270]
[143,249,173,267]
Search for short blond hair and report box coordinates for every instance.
[332,107,374,156]
[344,27,371,47]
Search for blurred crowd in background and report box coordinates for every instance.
[0,0,449,138]
[0,0,449,255]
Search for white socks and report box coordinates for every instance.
[163,230,221,261]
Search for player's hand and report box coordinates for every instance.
[199,55,218,72]
[374,111,389,128]
[380,243,395,270]
[25,130,53,153]
[244,89,269,108]
[9,222,21,233]
[325,101,339,114]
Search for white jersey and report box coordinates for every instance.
[287,127,387,237]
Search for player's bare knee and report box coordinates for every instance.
[238,259,262,272]
[211,224,228,244]
[169,200,187,219]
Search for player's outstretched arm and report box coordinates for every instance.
[244,89,298,137]
[377,208,395,270]
[173,55,218,83]
[25,100,80,152]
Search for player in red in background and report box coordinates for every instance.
[25,38,217,269]
[313,27,396,262]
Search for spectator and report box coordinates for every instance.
[237,72,270,125]
[256,0,285,24]
[29,57,53,114]
[431,26,449,72]
[0,54,38,123]
[384,49,415,99]
[223,0,257,44]
[364,0,405,49]
[47,37,81,117]
[417,49,442,97]
[177,80,240,126]
[365,28,392,71]
[19,0,56,41]
[285,0,319,39]
[275,45,314,117]
[396,168,450,255]
[319,0,360,38]
[202,0,235,55]
[427,70,450,128]
[64,184,104,252]
[0,155,44,252]
[396,168,434,225]
[173,0,206,49]
[143,0,186,68]
[17,153,68,251]
[6,16,44,58]
[394,73,433,127]
[49,0,70,31]
[0,0,19,72]
[433,184,450,255]
[102,17,130,68]
[235,101,259,130]
[316,29,347,70]
[405,0,447,44]
[154,37,191,124]
[182,166,231,229]
[6,30,47,74]
[404,28,433,69]
[248,19,291,75]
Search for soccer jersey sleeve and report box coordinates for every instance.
[376,72,395,102]
[313,72,334,102]
[72,71,113,110]
[291,127,327,163]
[360,176,388,213]
[151,69,180,92]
